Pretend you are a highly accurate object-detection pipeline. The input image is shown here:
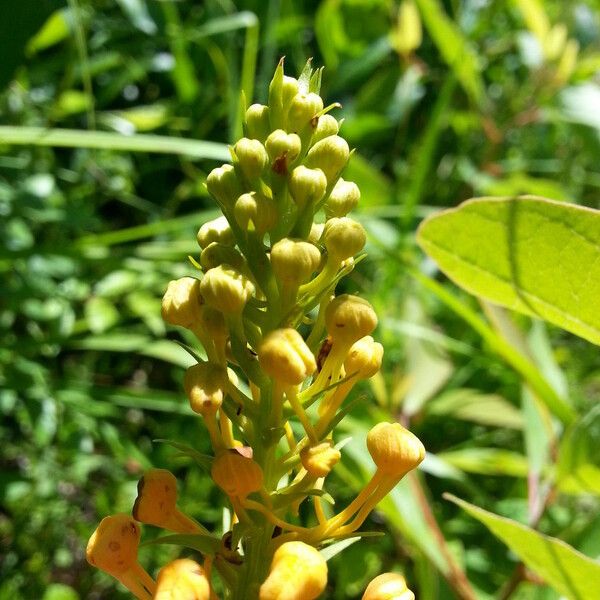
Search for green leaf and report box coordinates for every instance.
[438,448,529,477]
[0,126,230,161]
[446,494,600,600]
[85,297,119,334]
[417,196,600,347]
[141,533,220,555]
[154,439,213,471]
[414,0,485,106]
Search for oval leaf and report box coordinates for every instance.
[446,494,600,599]
[417,196,600,346]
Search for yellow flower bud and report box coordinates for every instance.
[271,238,321,285]
[161,277,202,329]
[87,514,156,599]
[259,541,327,600]
[325,294,377,346]
[325,179,360,218]
[211,449,264,499]
[258,328,316,386]
[206,164,242,209]
[323,217,366,261]
[300,441,341,477]
[245,103,271,142]
[132,469,202,534]
[234,137,269,180]
[234,192,278,235]
[197,215,235,249]
[367,422,425,477]
[288,166,327,209]
[344,336,383,379]
[287,92,324,133]
[312,114,339,144]
[362,573,415,600]
[305,135,350,183]
[155,559,210,600]
[184,362,229,416]
[200,241,246,272]
[199,265,255,314]
[265,129,302,171]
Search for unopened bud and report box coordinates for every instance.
[259,541,327,600]
[325,294,378,346]
[282,76,300,111]
[211,450,264,499]
[288,166,327,209]
[287,92,324,133]
[184,362,229,416]
[234,192,278,235]
[265,129,301,170]
[258,328,316,385]
[363,573,414,600]
[323,217,366,261]
[300,441,341,477]
[155,559,210,600]
[312,114,339,144]
[245,103,271,142]
[271,238,321,285]
[197,216,235,249]
[305,135,350,183]
[325,179,360,218]
[234,138,268,180]
[206,164,242,209]
[161,277,202,329]
[86,514,155,599]
[200,265,254,314]
[200,242,246,272]
[344,336,383,379]
[367,422,425,477]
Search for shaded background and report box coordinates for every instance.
[2,0,600,598]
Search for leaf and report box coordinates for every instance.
[446,494,600,599]
[417,196,600,347]
[319,536,361,561]
[414,0,485,106]
[141,533,220,555]
[438,448,529,477]
[154,439,213,471]
[85,297,119,334]
[0,126,230,161]
[427,388,524,429]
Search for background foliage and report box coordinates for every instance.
[2,0,600,598]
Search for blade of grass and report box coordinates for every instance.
[0,126,230,161]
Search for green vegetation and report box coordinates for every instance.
[2,1,600,599]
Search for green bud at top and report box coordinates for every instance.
[304,135,350,183]
[323,217,366,261]
[200,242,246,272]
[234,192,278,235]
[271,238,321,285]
[282,76,300,112]
[288,166,327,210]
[233,138,268,180]
[325,178,360,218]
[265,129,302,173]
[197,216,235,249]
[287,92,324,134]
[200,265,255,314]
[245,104,271,142]
[206,164,242,210]
[312,114,339,144]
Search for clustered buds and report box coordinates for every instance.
[89,59,424,600]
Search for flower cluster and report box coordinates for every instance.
[87,60,424,600]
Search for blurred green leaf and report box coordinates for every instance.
[42,583,79,600]
[438,448,528,477]
[418,196,600,348]
[85,297,119,334]
[447,494,600,599]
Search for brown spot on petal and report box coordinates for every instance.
[109,541,121,552]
